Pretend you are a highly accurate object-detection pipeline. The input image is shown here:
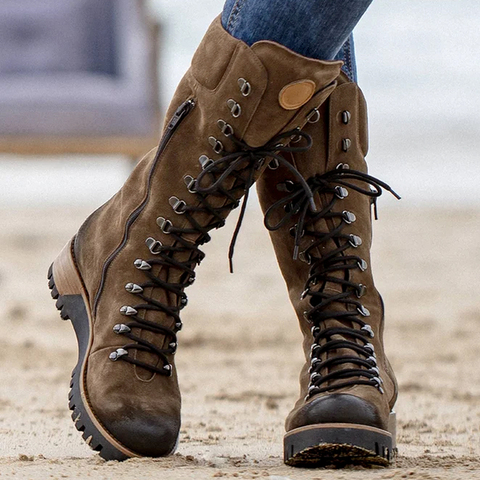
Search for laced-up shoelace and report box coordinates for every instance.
[111,128,317,374]
[264,167,400,397]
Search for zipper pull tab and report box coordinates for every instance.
[167,99,196,131]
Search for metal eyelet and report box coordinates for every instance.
[336,163,350,170]
[217,119,234,137]
[227,99,242,118]
[199,155,214,171]
[306,107,321,123]
[311,357,322,367]
[169,342,178,353]
[156,217,173,234]
[308,384,318,393]
[120,305,137,316]
[370,366,380,376]
[163,364,173,376]
[349,234,363,248]
[169,196,187,214]
[145,237,163,255]
[342,211,356,224]
[175,321,183,331]
[134,259,151,270]
[357,259,368,271]
[342,110,352,124]
[125,283,143,294]
[310,372,321,382]
[113,324,131,334]
[179,295,188,310]
[342,138,352,152]
[311,326,320,336]
[374,378,384,392]
[310,343,320,354]
[364,342,375,353]
[208,136,224,154]
[356,284,367,298]
[357,305,371,317]
[299,251,312,265]
[238,78,251,96]
[183,175,197,193]
[268,159,280,170]
[109,348,128,361]
[335,186,349,199]
[362,324,375,337]
[373,376,384,389]
[367,355,377,365]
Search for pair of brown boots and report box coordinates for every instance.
[48,18,398,467]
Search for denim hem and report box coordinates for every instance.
[224,0,246,35]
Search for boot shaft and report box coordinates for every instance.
[257,74,398,431]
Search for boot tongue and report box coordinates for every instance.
[243,41,342,147]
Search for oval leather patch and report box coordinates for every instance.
[279,80,316,110]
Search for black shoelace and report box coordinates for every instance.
[112,128,317,374]
[264,167,400,396]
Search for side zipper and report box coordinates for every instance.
[93,98,196,314]
[160,99,196,151]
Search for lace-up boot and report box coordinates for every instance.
[47,16,342,460]
[257,74,399,467]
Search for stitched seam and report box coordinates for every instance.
[344,37,354,82]
[226,0,246,34]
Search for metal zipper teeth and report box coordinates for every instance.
[93,98,196,315]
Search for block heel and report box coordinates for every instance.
[48,240,135,461]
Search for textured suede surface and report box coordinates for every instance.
[67,16,342,454]
[256,74,398,434]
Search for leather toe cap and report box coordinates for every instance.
[106,413,180,457]
[288,393,386,431]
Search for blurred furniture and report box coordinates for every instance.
[0,0,161,159]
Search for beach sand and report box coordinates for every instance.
[1,204,479,479]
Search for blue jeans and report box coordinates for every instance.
[221,0,373,82]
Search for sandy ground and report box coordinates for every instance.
[1,202,480,479]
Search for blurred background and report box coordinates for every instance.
[1,0,479,207]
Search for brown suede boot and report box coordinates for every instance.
[257,73,399,467]
[47,17,342,460]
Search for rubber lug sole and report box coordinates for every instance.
[48,243,131,461]
[284,421,395,468]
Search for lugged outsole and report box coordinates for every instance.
[285,443,390,468]
[48,262,129,461]
[284,423,395,468]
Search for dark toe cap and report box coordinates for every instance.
[289,394,386,431]
[106,413,180,457]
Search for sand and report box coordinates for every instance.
[1,203,479,479]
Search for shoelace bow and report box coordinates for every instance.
[115,128,317,374]
[264,168,400,395]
